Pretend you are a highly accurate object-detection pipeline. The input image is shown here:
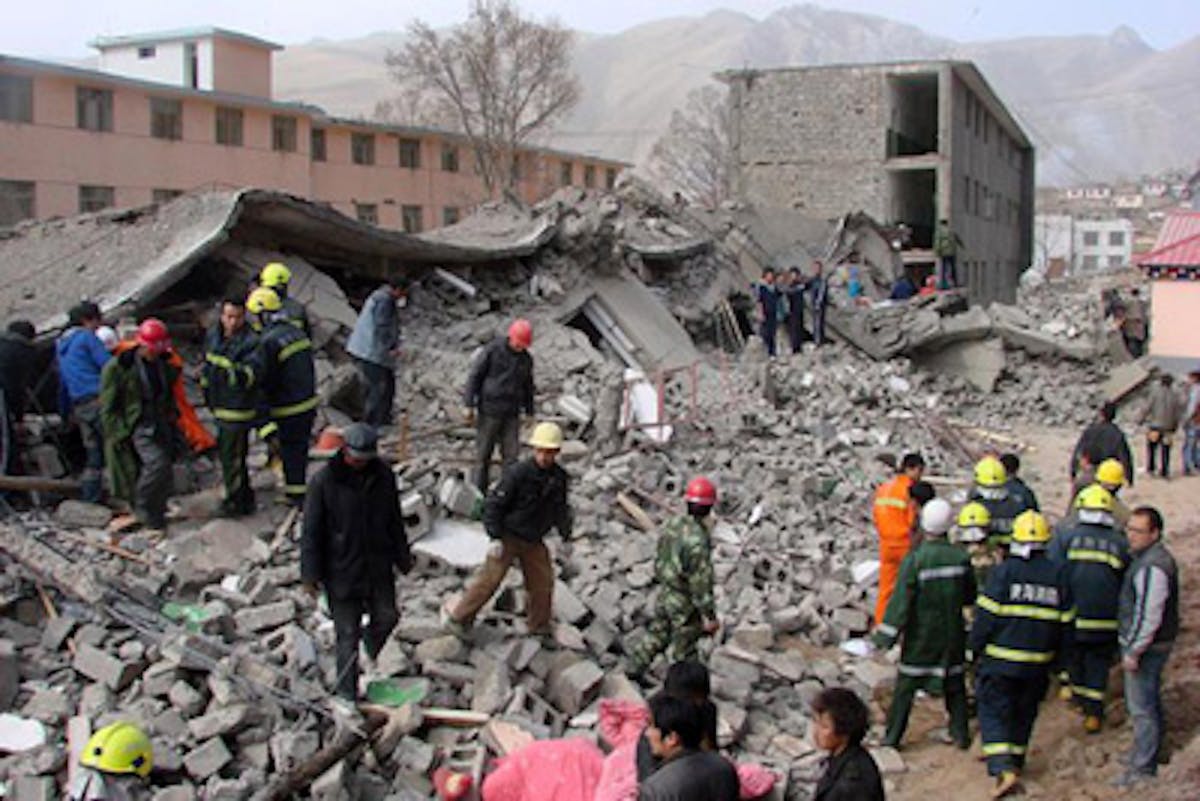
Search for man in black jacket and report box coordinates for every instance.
[445,421,570,638]
[464,319,535,493]
[301,424,412,701]
[0,320,35,477]
[1070,402,1134,488]
[639,693,738,801]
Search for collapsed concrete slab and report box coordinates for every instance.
[914,338,1006,393]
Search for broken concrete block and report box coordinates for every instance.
[553,580,590,625]
[731,622,774,651]
[167,520,271,588]
[312,759,350,801]
[547,659,604,716]
[470,660,512,715]
[915,337,1006,393]
[0,639,17,710]
[10,776,55,801]
[152,785,198,801]
[830,608,870,634]
[184,737,232,781]
[234,599,296,635]
[414,635,466,664]
[270,730,319,773]
[851,659,895,692]
[437,476,483,518]
[1104,358,1152,403]
[21,689,72,724]
[73,642,145,691]
[397,735,437,774]
[187,704,257,740]
[40,618,77,653]
[371,704,423,758]
[869,745,906,774]
[557,395,594,425]
[168,681,206,718]
[55,499,114,528]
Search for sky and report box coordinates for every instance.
[4,0,1197,58]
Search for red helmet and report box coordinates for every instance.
[135,318,170,354]
[685,476,717,506]
[508,319,533,350]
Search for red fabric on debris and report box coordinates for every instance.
[481,737,604,801]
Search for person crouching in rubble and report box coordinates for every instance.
[443,422,572,640]
[68,721,154,801]
[626,477,721,681]
[302,423,412,702]
[100,319,179,534]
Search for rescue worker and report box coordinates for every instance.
[954,501,996,586]
[0,320,35,478]
[1139,374,1183,479]
[999,453,1039,511]
[968,456,1029,550]
[302,423,412,701]
[970,510,1074,799]
[247,287,317,508]
[56,301,111,502]
[99,319,179,532]
[346,277,407,428]
[808,259,830,347]
[784,267,807,354]
[67,721,153,801]
[463,319,535,494]
[444,422,571,639]
[259,261,310,335]
[1070,401,1133,489]
[627,477,721,679]
[1048,485,1130,733]
[873,498,974,749]
[1065,458,1131,531]
[201,297,260,517]
[754,268,780,358]
[872,452,925,627]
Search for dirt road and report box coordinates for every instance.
[885,425,1200,800]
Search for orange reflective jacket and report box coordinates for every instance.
[112,341,216,454]
[873,474,916,550]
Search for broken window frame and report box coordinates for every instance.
[401,204,423,233]
[149,97,182,141]
[76,87,113,132]
[0,179,35,226]
[78,184,115,213]
[0,74,33,124]
[271,115,298,153]
[215,106,244,147]
[351,132,376,166]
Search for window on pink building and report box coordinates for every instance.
[443,207,460,226]
[605,168,618,190]
[0,75,32,123]
[441,144,459,173]
[401,205,423,233]
[216,107,243,146]
[272,116,298,152]
[583,164,596,188]
[311,129,326,162]
[152,189,182,204]
[352,133,376,166]
[76,88,113,132]
[79,185,114,213]
[355,203,378,225]
[560,161,573,187]
[0,180,35,226]
[150,98,182,140]
[399,139,421,168]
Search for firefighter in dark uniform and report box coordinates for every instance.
[969,456,1031,551]
[1047,484,1130,734]
[202,296,261,517]
[259,261,311,335]
[970,510,1075,799]
[247,287,317,507]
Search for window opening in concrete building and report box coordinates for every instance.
[888,168,936,249]
[401,205,422,233]
[150,98,182,140]
[399,138,421,168]
[1108,255,1123,267]
[560,161,573,187]
[443,206,460,226]
[1109,230,1125,247]
[0,74,33,123]
[0,179,35,226]
[1083,254,1099,270]
[184,43,198,89]
[352,133,375,165]
[887,72,938,157]
[152,188,182,204]
[79,185,114,213]
[441,144,459,172]
[584,164,596,188]
[311,128,326,162]
[355,203,378,225]
[215,107,243,146]
[272,116,297,152]
[1083,231,1100,246]
[137,46,156,59]
[76,88,113,132]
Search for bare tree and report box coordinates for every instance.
[386,0,580,196]
[647,84,732,208]
[372,86,460,130]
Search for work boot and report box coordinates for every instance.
[992,770,1020,799]
[1084,715,1102,734]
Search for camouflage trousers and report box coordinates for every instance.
[627,590,703,674]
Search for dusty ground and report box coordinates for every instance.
[883,425,1200,801]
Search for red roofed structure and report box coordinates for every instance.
[1137,211,1200,370]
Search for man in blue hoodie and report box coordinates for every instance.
[56,302,111,502]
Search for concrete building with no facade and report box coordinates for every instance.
[720,60,1035,304]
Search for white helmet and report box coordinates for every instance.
[920,498,953,535]
[96,325,119,352]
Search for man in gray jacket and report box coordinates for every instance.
[463,319,535,493]
[1114,506,1179,788]
[1139,374,1183,478]
[346,278,406,428]
[640,693,738,801]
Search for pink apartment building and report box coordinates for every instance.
[0,27,626,231]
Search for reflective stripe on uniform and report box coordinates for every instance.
[984,644,1055,664]
[1071,685,1105,701]
[258,422,279,438]
[875,497,909,509]
[269,395,319,419]
[981,742,1028,756]
[206,353,235,369]
[1075,617,1119,631]
[284,483,307,496]
[898,663,965,678]
[919,565,969,582]
[876,622,899,638]
[976,595,1071,622]
[214,408,257,423]
[278,338,312,362]
[1067,548,1124,571]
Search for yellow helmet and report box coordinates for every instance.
[957,501,991,529]
[1012,510,1051,544]
[80,722,153,778]
[260,262,292,289]
[1095,458,1126,488]
[246,287,282,315]
[527,421,563,450]
[974,456,1007,488]
[1074,484,1115,513]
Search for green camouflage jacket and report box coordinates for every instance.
[654,514,716,620]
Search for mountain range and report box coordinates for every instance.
[271,4,1200,186]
